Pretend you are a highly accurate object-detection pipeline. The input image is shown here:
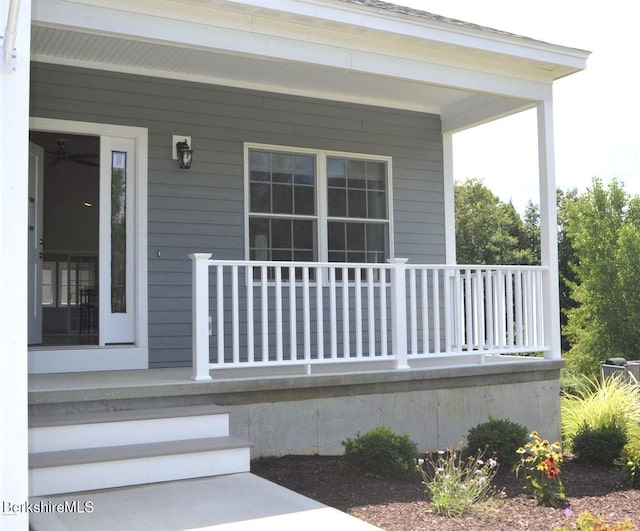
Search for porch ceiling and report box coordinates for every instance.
[30,0,589,131]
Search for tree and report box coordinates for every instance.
[455,178,537,265]
[563,178,640,376]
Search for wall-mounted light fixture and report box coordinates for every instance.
[175,139,193,169]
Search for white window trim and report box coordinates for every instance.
[243,142,395,263]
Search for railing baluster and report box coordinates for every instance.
[367,268,375,357]
[232,265,240,364]
[355,268,363,358]
[342,266,350,358]
[433,268,440,354]
[217,264,224,365]
[421,269,429,354]
[515,270,523,348]
[275,266,283,362]
[506,270,514,347]
[316,265,324,359]
[261,266,268,362]
[464,269,473,351]
[380,268,388,357]
[329,267,337,359]
[247,265,254,364]
[289,265,296,361]
[303,266,311,362]
[485,269,494,350]
[409,269,417,355]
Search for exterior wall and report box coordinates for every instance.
[29,62,446,368]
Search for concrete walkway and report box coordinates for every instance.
[29,473,380,530]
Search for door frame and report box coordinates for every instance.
[28,117,148,373]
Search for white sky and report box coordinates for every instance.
[397,0,640,212]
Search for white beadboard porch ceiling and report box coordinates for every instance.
[29,0,589,131]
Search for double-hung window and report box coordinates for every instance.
[246,144,392,270]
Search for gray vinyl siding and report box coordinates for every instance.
[29,62,446,368]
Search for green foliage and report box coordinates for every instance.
[417,445,499,516]
[621,445,640,489]
[561,375,640,449]
[342,426,418,479]
[571,421,628,465]
[563,178,640,376]
[454,178,539,265]
[555,510,636,531]
[464,417,528,468]
[514,431,566,508]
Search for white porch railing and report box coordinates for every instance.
[190,254,550,380]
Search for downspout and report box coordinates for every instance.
[2,0,20,66]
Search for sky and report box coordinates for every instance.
[396,0,640,213]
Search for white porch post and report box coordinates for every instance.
[190,253,213,381]
[537,100,562,360]
[442,132,457,265]
[0,1,31,528]
[388,258,409,369]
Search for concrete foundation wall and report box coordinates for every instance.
[229,377,561,456]
[29,359,563,457]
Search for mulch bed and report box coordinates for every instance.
[252,454,640,530]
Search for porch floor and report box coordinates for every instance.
[29,472,379,530]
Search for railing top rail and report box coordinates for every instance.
[198,256,549,273]
[405,264,549,272]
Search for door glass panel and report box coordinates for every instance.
[111,151,127,313]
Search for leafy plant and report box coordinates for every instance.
[571,421,628,465]
[514,431,566,508]
[561,374,640,449]
[621,445,640,489]
[417,444,499,517]
[464,416,528,468]
[342,426,417,479]
[555,509,636,531]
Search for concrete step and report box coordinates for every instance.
[29,404,230,452]
[29,436,252,496]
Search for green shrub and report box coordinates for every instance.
[342,426,418,479]
[621,445,640,489]
[464,417,528,468]
[561,375,640,449]
[418,444,499,516]
[571,421,628,465]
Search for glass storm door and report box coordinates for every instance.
[28,142,44,345]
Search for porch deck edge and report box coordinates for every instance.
[29,357,564,411]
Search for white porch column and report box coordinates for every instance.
[537,100,562,360]
[190,253,213,381]
[0,1,31,529]
[442,132,457,265]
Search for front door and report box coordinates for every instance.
[28,119,147,372]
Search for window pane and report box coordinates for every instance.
[347,189,366,218]
[327,158,346,187]
[294,186,315,215]
[272,184,293,214]
[249,218,269,250]
[328,187,346,217]
[347,160,366,189]
[367,190,386,219]
[272,153,293,183]
[250,182,271,212]
[329,251,346,263]
[347,223,365,250]
[366,223,387,253]
[272,249,292,261]
[293,220,314,251]
[271,219,292,249]
[249,151,271,181]
[111,151,126,314]
[294,155,314,185]
[367,161,386,190]
[328,222,345,251]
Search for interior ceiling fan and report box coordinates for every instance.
[47,139,98,167]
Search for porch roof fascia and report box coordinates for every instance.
[30,0,589,126]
